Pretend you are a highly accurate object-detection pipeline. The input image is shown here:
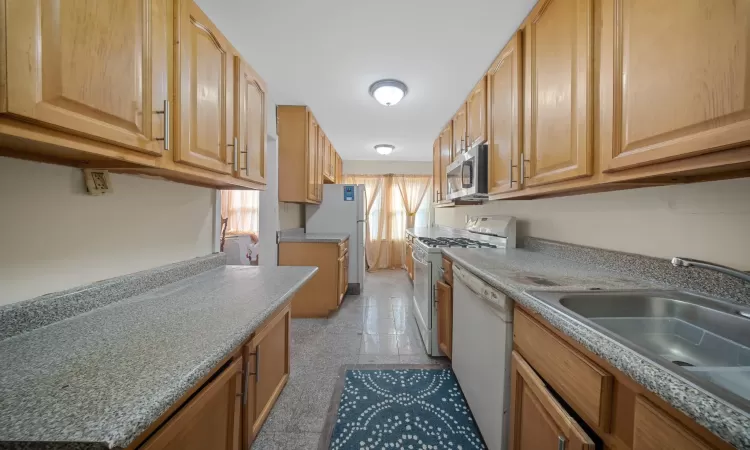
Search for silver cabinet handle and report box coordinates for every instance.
[242,359,250,405]
[255,346,260,383]
[509,156,517,186]
[228,137,238,171]
[155,100,170,151]
[520,152,530,183]
[240,143,248,176]
[558,436,566,450]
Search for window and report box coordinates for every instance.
[221,190,260,235]
[414,194,430,229]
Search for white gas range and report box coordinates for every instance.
[410,216,516,356]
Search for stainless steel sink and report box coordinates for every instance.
[527,290,750,411]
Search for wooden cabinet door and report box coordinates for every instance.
[509,351,595,450]
[522,0,593,187]
[487,32,522,196]
[322,134,332,180]
[432,138,441,202]
[467,76,488,147]
[307,113,319,202]
[600,0,750,172]
[316,129,325,199]
[4,0,170,156]
[632,396,711,450]
[439,124,453,200]
[175,0,234,174]
[141,359,242,450]
[245,305,291,443]
[235,58,266,184]
[338,253,347,305]
[436,280,453,359]
[452,104,468,155]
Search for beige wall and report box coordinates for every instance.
[0,157,216,305]
[434,178,750,270]
[344,160,432,175]
[279,202,305,229]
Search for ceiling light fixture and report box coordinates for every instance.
[369,79,408,106]
[374,144,395,155]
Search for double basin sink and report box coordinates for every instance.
[526,289,750,412]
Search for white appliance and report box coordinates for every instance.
[411,216,516,357]
[452,263,513,450]
[305,184,366,294]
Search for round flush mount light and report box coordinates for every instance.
[374,144,395,155]
[369,79,408,106]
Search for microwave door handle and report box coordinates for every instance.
[462,162,473,188]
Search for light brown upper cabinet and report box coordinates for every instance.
[439,123,453,200]
[277,106,323,203]
[487,32,523,196]
[234,58,266,185]
[521,0,594,187]
[467,76,488,148]
[175,0,234,174]
[3,0,170,156]
[309,113,320,202]
[433,138,442,202]
[322,135,333,182]
[599,0,750,173]
[452,104,468,156]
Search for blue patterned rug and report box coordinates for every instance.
[328,368,486,450]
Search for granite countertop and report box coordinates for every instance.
[0,265,317,450]
[443,247,750,450]
[278,233,350,243]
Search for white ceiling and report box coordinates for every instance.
[196,0,537,161]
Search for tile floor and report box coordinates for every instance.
[252,269,445,449]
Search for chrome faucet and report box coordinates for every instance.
[671,257,750,284]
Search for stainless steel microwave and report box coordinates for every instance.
[446,144,488,201]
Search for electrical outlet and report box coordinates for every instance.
[83,169,113,196]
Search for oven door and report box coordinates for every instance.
[412,248,432,332]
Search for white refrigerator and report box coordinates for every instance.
[305,184,366,294]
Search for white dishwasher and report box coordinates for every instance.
[452,263,514,450]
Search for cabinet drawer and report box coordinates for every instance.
[633,396,711,450]
[339,239,349,257]
[513,308,613,430]
[442,257,453,285]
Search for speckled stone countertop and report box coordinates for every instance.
[443,247,750,449]
[0,265,317,450]
[278,233,350,243]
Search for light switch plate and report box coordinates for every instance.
[83,169,113,196]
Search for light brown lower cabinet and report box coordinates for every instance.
[632,396,712,450]
[136,301,292,450]
[244,304,291,445]
[338,252,349,306]
[509,351,594,450]
[139,359,243,450]
[279,240,349,317]
[436,279,453,359]
[511,306,735,450]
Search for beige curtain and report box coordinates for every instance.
[345,174,431,272]
[394,175,431,229]
[220,190,260,235]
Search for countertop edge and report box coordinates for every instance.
[110,266,319,449]
[278,235,350,244]
[443,250,750,450]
